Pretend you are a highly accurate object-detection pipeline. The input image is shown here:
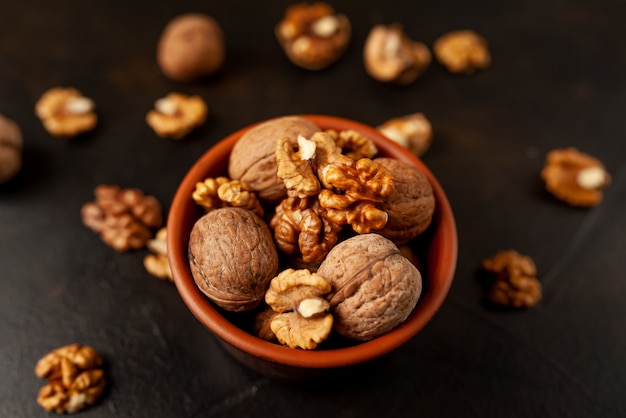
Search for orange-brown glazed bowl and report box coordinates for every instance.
[168,115,457,378]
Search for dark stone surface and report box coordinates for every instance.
[1,1,625,417]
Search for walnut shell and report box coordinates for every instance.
[0,114,22,184]
[188,207,279,312]
[157,13,225,82]
[374,158,435,244]
[317,233,422,340]
[228,116,321,203]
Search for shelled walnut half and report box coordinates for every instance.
[260,268,333,349]
[81,184,163,252]
[146,92,208,139]
[35,344,106,414]
[363,24,431,85]
[275,2,351,70]
[540,147,611,207]
[433,30,491,74]
[482,250,541,309]
[377,113,433,157]
[35,87,97,138]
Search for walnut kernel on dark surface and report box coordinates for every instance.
[374,157,435,245]
[228,116,321,202]
[482,250,542,309]
[188,207,279,312]
[317,233,422,341]
[80,185,163,252]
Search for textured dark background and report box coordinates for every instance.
[1,0,625,417]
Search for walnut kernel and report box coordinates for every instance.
[146,92,208,139]
[433,30,491,74]
[482,250,541,309]
[540,147,611,207]
[81,185,163,252]
[263,268,333,349]
[144,227,172,281]
[0,113,23,184]
[192,177,264,216]
[364,24,431,85]
[35,87,97,137]
[276,2,351,70]
[377,113,433,157]
[35,344,106,414]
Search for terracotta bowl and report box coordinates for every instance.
[167,114,457,378]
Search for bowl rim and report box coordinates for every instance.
[167,114,457,369]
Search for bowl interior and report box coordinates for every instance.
[167,114,457,369]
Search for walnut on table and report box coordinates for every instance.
[0,113,23,184]
[143,227,172,281]
[482,250,541,309]
[540,147,611,207]
[363,24,431,85]
[146,92,208,139]
[433,30,491,74]
[258,268,333,349]
[157,13,225,82]
[81,184,163,252]
[377,113,433,157]
[275,2,351,70]
[35,344,106,414]
[35,87,97,137]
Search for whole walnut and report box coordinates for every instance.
[374,158,435,245]
[0,114,23,184]
[228,116,321,203]
[157,13,225,82]
[317,233,422,341]
[188,207,279,312]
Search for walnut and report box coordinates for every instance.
[35,344,105,414]
[540,147,611,207]
[325,129,378,160]
[0,113,22,184]
[377,113,433,157]
[275,2,351,70]
[34,87,97,137]
[482,250,542,309]
[228,116,321,203]
[188,207,279,312]
[313,132,394,234]
[317,233,422,340]
[276,134,321,199]
[254,307,280,342]
[157,13,225,82]
[263,268,333,349]
[433,30,491,74]
[363,24,431,85]
[270,195,341,264]
[81,184,163,252]
[143,227,172,281]
[192,176,264,216]
[374,158,435,245]
[146,92,208,139]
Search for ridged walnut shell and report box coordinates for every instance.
[374,157,435,244]
[228,116,320,203]
[317,233,422,340]
[188,207,279,312]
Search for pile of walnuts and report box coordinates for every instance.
[188,116,435,349]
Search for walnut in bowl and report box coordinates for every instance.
[167,115,457,377]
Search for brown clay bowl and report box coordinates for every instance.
[167,114,457,378]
